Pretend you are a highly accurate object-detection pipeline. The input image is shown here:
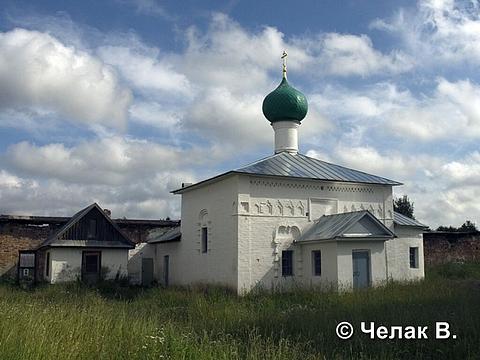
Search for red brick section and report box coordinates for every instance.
[423,232,480,266]
[0,221,55,277]
[0,235,43,276]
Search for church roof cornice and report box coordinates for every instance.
[172,152,401,194]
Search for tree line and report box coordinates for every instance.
[393,195,478,232]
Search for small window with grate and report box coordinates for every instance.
[282,250,293,277]
[19,253,35,268]
[409,247,419,268]
[201,227,208,253]
[312,250,321,276]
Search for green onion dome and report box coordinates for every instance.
[262,76,308,123]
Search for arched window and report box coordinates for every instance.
[199,209,210,254]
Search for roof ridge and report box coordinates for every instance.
[320,210,369,218]
[234,152,284,171]
[297,153,400,185]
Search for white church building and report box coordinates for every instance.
[134,58,427,294]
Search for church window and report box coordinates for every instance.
[312,250,321,276]
[201,227,208,253]
[282,250,293,276]
[409,247,419,268]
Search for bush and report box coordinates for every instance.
[427,261,480,280]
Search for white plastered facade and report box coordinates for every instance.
[386,226,425,281]
[151,173,425,294]
[44,248,128,284]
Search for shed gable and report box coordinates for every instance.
[39,203,134,249]
[344,217,392,237]
[58,206,123,242]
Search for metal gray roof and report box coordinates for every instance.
[236,152,401,185]
[297,210,395,243]
[173,152,401,194]
[393,211,428,228]
[149,226,181,244]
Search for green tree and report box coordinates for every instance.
[393,195,415,219]
[436,221,477,232]
[458,220,477,232]
[436,225,458,232]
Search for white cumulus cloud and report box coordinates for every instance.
[316,33,413,76]
[0,28,132,129]
[371,0,480,67]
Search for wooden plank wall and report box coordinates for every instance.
[60,207,126,243]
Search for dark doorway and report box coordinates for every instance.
[82,251,101,284]
[163,255,169,287]
[18,251,36,286]
[352,250,370,289]
[141,258,154,287]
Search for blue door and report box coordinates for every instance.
[352,251,370,289]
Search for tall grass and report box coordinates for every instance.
[0,263,479,359]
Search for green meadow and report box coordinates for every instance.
[1,262,479,360]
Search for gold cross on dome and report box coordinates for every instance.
[281,50,288,78]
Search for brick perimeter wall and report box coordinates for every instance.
[423,232,480,266]
[0,223,55,277]
[0,236,45,276]
[119,225,155,244]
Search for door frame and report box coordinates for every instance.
[352,249,371,289]
[141,257,154,287]
[81,251,102,283]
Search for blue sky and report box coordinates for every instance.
[0,0,479,227]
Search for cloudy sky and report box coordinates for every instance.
[0,0,479,228]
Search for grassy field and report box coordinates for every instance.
[1,263,480,360]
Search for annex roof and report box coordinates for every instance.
[148,226,181,244]
[173,152,401,194]
[393,211,428,229]
[297,210,395,243]
[38,203,135,250]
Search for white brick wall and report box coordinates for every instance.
[386,226,425,281]
[48,248,128,283]
[336,241,387,289]
[155,175,240,290]
[236,174,395,292]
[150,172,423,293]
